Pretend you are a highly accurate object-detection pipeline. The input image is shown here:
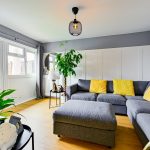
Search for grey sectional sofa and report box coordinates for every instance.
[66,79,150,146]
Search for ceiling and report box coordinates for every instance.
[0,0,150,43]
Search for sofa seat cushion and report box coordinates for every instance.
[97,94,126,106]
[125,96,145,101]
[126,100,150,119]
[137,113,150,140]
[71,91,97,101]
[53,100,117,130]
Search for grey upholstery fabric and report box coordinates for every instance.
[112,105,127,115]
[53,100,117,130]
[145,82,150,90]
[53,122,116,147]
[126,100,150,119]
[125,96,145,101]
[107,81,114,93]
[71,92,97,101]
[97,93,126,105]
[137,113,150,140]
[133,81,149,96]
[66,84,78,100]
[77,79,90,92]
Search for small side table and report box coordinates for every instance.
[12,124,34,150]
[49,90,66,109]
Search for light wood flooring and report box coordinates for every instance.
[10,99,143,150]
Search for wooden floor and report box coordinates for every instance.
[10,99,143,150]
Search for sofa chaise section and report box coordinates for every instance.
[127,100,150,146]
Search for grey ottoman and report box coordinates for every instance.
[53,100,117,147]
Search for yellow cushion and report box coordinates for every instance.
[113,79,135,96]
[143,87,150,101]
[90,80,107,94]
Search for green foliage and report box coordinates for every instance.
[56,49,82,78]
[0,89,15,121]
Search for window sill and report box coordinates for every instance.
[8,75,36,79]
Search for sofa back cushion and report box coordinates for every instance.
[78,79,90,92]
[107,81,114,93]
[133,81,149,96]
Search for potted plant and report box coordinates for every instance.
[0,89,16,124]
[56,49,82,91]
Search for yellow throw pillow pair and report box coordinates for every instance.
[90,80,107,94]
[113,79,135,96]
[90,79,135,95]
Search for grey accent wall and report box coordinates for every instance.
[44,31,150,52]
[0,25,40,48]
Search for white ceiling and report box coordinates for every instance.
[0,0,150,43]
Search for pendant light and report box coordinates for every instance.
[69,7,82,36]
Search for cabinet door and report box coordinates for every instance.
[85,49,102,79]
[143,45,150,81]
[102,48,122,80]
[122,47,142,80]
[0,41,3,91]
[70,51,86,84]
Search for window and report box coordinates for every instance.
[8,44,36,76]
[26,52,36,75]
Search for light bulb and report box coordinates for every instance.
[73,23,78,29]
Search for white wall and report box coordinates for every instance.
[70,45,150,84]
[0,37,37,105]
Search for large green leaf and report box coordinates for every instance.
[0,89,15,99]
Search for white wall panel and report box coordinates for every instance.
[143,45,150,81]
[85,50,102,79]
[102,48,122,80]
[122,47,142,80]
[70,51,86,84]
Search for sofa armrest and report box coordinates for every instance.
[66,84,78,100]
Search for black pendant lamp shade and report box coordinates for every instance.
[69,7,82,36]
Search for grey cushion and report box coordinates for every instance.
[97,94,126,106]
[137,113,150,140]
[126,100,150,119]
[107,81,113,93]
[78,79,90,92]
[125,96,145,101]
[71,92,97,101]
[133,81,149,96]
[53,100,117,130]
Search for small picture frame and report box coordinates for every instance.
[9,116,24,135]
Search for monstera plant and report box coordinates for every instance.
[56,49,82,91]
[0,89,16,123]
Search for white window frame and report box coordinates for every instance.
[7,43,37,78]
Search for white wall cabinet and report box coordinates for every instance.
[122,47,142,80]
[69,45,150,83]
[143,46,150,81]
[102,48,122,80]
[85,50,102,80]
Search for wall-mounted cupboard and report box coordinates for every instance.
[70,45,150,84]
